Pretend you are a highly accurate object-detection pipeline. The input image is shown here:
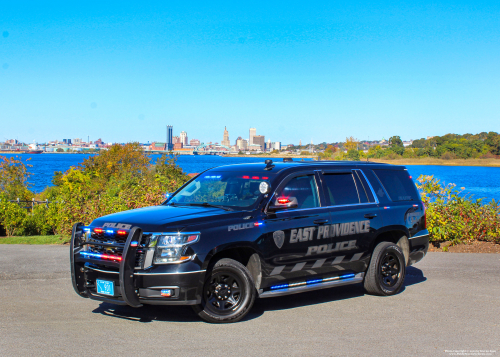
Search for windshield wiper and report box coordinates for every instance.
[185,203,234,211]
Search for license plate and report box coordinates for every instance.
[96,279,114,296]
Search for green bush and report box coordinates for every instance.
[0,143,190,236]
[0,197,28,236]
[416,175,500,245]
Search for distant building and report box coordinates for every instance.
[272,142,281,151]
[172,136,181,144]
[180,131,188,146]
[236,138,248,151]
[190,139,200,147]
[166,125,173,150]
[253,135,265,151]
[222,127,230,147]
[149,142,166,151]
[63,139,72,144]
[249,128,256,147]
[174,142,183,150]
[73,138,82,145]
[248,144,261,152]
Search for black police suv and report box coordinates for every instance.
[70,160,429,323]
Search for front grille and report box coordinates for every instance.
[85,232,147,269]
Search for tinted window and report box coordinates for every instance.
[275,174,319,209]
[374,169,420,202]
[322,173,360,206]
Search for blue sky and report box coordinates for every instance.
[1,1,499,144]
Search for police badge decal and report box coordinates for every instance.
[273,230,285,249]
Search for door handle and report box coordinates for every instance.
[364,213,377,219]
[314,219,329,225]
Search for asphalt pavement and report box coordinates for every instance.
[0,245,499,357]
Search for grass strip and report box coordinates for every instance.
[0,235,70,244]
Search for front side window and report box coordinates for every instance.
[322,173,360,206]
[167,171,274,209]
[274,174,319,209]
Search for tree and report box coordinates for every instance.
[389,136,403,148]
[344,137,358,151]
[0,156,33,201]
[346,149,360,161]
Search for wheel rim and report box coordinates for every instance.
[379,252,401,288]
[204,271,244,315]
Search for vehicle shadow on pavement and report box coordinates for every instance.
[91,266,426,323]
[92,303,201,323]
[245,266,427,320]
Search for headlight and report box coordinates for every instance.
[151,233,200,264]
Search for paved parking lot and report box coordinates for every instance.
[0,245,499,356]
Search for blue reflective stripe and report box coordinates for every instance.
[270,283,289,290]
[306,279,323,285]
[271,273,356,291]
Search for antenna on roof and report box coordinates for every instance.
[264,159,275,171]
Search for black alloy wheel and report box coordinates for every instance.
[379,252,401,288]
[205,271,243,314]
[192,258,256,323]
[364,242,406,296]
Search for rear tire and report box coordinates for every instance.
[192,258,256,323]
[364,242,406,296]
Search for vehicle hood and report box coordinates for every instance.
[90,205,236,232]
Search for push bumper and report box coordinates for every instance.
[70,223,204,307]
[408,230,429,266]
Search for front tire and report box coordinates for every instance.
[364,242,406,296]
[192,258,256,323]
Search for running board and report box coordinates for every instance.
[259,273,365,298]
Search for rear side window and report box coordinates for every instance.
[373,169,419,202]
[322,173,360,206]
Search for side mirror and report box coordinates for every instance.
[268,196,298,212]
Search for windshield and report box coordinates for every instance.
[166,171,275,210]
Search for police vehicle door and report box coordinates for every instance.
[317,169,382,274]
[261,171,332,285]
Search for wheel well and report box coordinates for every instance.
[371,230,410,266]
[206,247,262,290]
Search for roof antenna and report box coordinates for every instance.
[264,159,275,170]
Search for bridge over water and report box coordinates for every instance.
[193,143,231,155]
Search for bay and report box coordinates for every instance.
[1,154,499,202]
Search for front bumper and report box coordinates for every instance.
[408,230,430,266]
[70,223,204,306]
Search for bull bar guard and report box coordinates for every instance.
[70,222,144,307]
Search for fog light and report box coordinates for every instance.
[160,289,173,297]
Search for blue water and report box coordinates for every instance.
[0,154,312,193]
[1,154,499,202]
